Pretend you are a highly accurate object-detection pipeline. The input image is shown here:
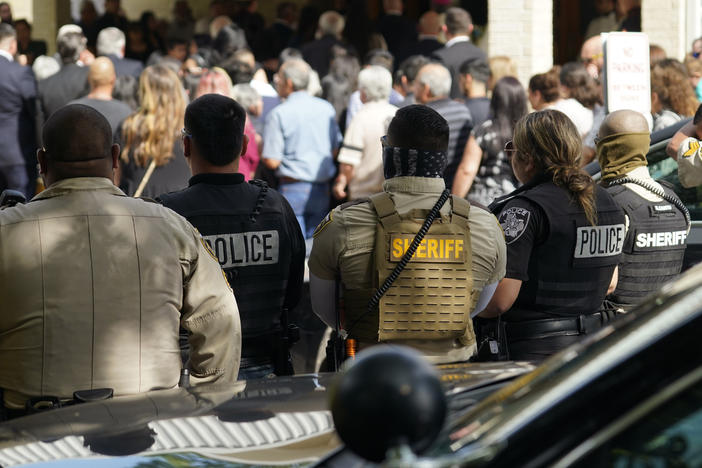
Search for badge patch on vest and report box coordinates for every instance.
[389,234,465,263]
[498,207,530,244]
[203,230,279,268]
[313,211,333,238]
[573,224,625,258]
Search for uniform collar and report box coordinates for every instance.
[383,176,446,194]
[189,172,245,186]
[32,177,125,201]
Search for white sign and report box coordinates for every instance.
[603,32,651,116]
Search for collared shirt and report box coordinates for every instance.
[0,177,241,407]
[263,91,341,183]
[337,100,397,199]
[309,176,506,363]
[445,35,470,48]
[0,49,13,62]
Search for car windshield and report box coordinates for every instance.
[426,264,702,462]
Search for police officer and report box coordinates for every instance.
[159,94,306,380]
[309,105,506,364]
[480,109,625,361]
[597,110,689,310]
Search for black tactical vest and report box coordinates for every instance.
[606,183,688,307]
[509,182,626,319]
[160,177,292,339]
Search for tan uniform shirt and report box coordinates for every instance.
[309,176,506,363]
[677,137,702,188]
[0,177,241,407]
[337,101,397,199]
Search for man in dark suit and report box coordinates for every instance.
[301,11,351,78]
[377,0,416,65]
[0,23,37,197]
[97,27,143,80]
[37,28,90,127]
[431,7,486,99]
[398,11,442,64]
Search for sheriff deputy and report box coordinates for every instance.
[308,105,506,364]
[596,110,689,311]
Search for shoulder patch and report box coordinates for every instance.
[200,236,219,262]
[498,207,531,244]
[313,210,334,237]
[339,198,370,210]
[681,138,700,158]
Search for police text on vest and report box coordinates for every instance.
[574,224,625,258]
[204,230,279,268]
[635,230,687,248]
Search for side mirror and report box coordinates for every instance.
[329,346,447,463]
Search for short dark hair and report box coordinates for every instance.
[43,104,112,164]
[459,57,490,84]
[444,7,472,36]
[398,55,430,83]
[220,57,254,84]
[388,104,449,152]
[166,35,187,50]
[185,93,246,166]
[57,31,86,63]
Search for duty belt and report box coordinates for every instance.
[503,312,615,342]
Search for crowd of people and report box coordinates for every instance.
[0,0,699,416]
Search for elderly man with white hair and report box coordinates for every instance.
[414,62,473,188]
[333,65,397,200]
[96,27,143,79]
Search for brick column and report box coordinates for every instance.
[642,0,687,60]
[486,0,553,89]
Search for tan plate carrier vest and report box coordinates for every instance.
[343,192,474,342]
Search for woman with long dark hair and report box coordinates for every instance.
[452,76,527,205]
[478,109,625,361]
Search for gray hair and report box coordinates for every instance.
[358,65,392,102]
[317,11,345,38]
[280,59,311,92]
[57,30,87,63]
[33,55,60,81]
[232,83,260,111]
[417,63,452,98]
[96,27,125,57]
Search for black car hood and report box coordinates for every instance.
[0,363,534,466]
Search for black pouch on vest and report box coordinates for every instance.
[473,316,509,361]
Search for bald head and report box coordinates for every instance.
[419,11,441,35]
[599,110,649,138]
[40,105,116,183]
[88,56,116,89]
[580,35,604,78]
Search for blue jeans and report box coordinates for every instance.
[279,181,330,239]
[238,363,276,380]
